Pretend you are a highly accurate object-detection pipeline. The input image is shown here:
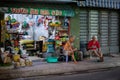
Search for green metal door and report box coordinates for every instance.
[109,12,119,54]
[99,11,109,54]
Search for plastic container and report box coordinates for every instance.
[46,57,58,63]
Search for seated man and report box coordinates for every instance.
[64,36,77,64]
[87,36,104,62]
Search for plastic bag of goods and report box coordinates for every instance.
[25,59,32,66]
[13,54,20,62]
[20,58,26,67]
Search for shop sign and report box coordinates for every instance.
[7,7,74,16]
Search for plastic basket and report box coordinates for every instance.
[46,57,58,63]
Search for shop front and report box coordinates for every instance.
[0,3,77,67]
[78,0,120,56]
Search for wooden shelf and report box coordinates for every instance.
[26,48,36,50]
[7,32,24,35]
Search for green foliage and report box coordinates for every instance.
[0,63,12,67]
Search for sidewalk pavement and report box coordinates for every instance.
[0,55,120,80]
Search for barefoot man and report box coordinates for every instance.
[88,36,104,62]
[64,36,77,64]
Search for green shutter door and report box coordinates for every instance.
[79,10,88,54]
[99,11,109,54]
[89,10,99,40]
[109,12,119,53]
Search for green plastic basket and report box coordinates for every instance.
[46,57,58,63]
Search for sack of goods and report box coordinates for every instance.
[4,57,12,63]
[14,62,21,68]
[25,59,32,66]
[1,51,12,64]
[20,58,26,67]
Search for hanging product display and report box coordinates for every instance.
[5,15,20,32]
[11,18,20,29]
[49,20,61,27]
[63,17,69,28]
[5,15,11,25]
[22,21,29,29]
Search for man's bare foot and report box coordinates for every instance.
[97,56,104,62]
[74,61,78,64]
[100,56,104,62]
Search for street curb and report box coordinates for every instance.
[0,64,120,80]
[0,57,120,80]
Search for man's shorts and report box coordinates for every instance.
[88,50,97,54]
[63,50,71,56]
[88,49,101,54]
